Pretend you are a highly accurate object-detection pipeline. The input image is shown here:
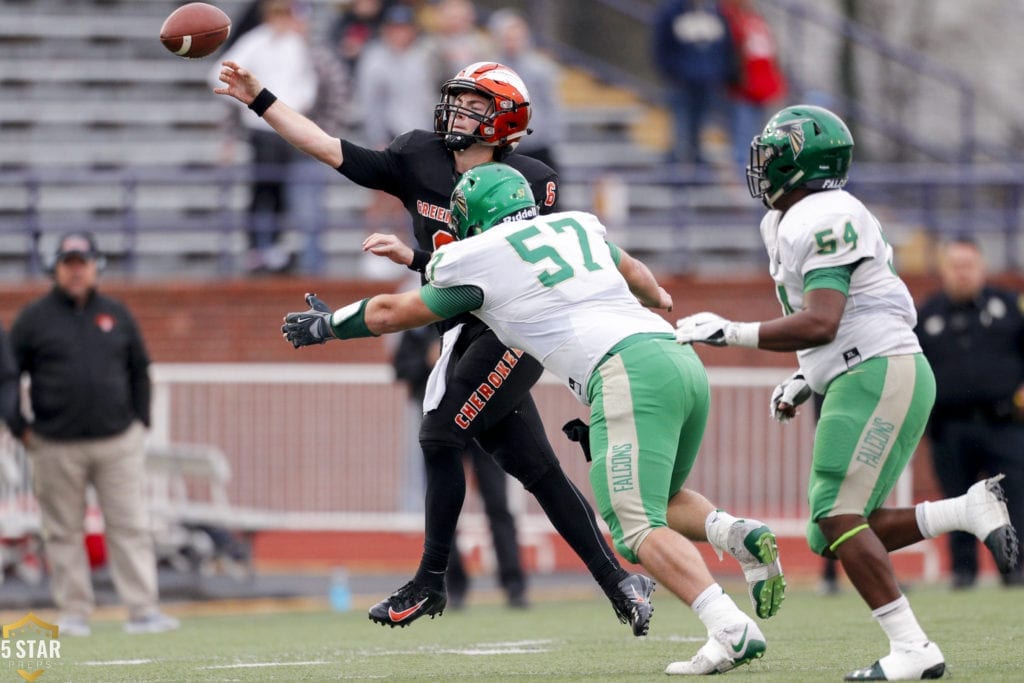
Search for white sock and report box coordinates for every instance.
[872,595,929,648]
[915,497,966,538]
[692,583,743,631]
[705,509,739,555]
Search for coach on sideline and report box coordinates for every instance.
[6,232,179,637]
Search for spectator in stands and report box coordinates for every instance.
[289,16,351,274]
[6,232,178,637]
[351,4,444,267]
[719,0,786,179]
[676,104,1019,679]
[423,0,492,81]
[211,0,318,274]
[353,4,443,149]
[652,0,737,167]
[916,237,1024,588]
[330,0,391,74]
[487,9,565,174]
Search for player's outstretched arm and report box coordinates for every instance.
[364,292,442,334]
[282,292,442,348]
[213,60,343,168]
[616,249,672,311]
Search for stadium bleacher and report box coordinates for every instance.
[0,0,770,278]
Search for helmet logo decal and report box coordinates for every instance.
[453,188,468,218]
[772,118,810,157]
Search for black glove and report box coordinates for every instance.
[282,293,335,348]
[562,418,592,462]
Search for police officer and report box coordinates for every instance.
[917,237,1024,587]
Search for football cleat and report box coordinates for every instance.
[665,619,766,675]
[708,515,786,619]
[965,475,1020,574]
[844,641,945,681]
[368,580,446,628]
[609,573,655,637]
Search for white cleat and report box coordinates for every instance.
[665,619,766,675]
[965,475,1019,574]
[844,641,945,680]
[708,515,786,619]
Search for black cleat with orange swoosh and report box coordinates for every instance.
[368,580,447,628]
[609,573,655,637]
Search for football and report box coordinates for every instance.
[160,2,231,59]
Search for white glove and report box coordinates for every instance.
[770,370,812,422]
[675,312,760,348]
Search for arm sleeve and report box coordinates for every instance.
[5,314,30,437]
[123,310,152,427]
[338,138,405,195]
[419,284,484,318]
[803,264,856,296]
[606,241,622,266]
[0,326,18,426]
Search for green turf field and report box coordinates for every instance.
[17,583,1023,681]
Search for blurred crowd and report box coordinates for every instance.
[210,0,566,275]
[210,0,786,275]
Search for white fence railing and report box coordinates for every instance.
[2,364,925,573]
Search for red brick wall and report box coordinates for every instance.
[3,270,1020,526]
[2,271,1021,364]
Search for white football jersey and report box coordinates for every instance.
[427,210,673,404]
[759,189,921,392]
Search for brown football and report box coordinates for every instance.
[160,3,231,59]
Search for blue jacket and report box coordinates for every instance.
[652,0,737,84]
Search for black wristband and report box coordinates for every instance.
[408,249,431,273]
[247,88,277,117]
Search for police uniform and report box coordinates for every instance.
[337,131,624,592]
[917,285,1024,585]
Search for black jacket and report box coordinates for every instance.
[916,285,1024,420]
[6,286,151,440]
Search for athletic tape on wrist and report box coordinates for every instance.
[248,88,277,117]
[329,298,376,339]
[725,321,761,348]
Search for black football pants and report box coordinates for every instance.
[416,326,620,585]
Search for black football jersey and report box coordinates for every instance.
[338,130,558,263]
[337,130,558,333]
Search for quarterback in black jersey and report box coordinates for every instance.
[214,60,654,634]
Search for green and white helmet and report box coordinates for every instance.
[449,162,538,240]
[746,104,854,209]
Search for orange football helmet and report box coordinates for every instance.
[433,61,531,152]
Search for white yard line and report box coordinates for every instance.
[199,660,330,669]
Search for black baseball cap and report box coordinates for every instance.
[54,231,101,262]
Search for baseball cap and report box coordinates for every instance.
[54,231,101,263]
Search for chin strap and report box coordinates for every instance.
[443,133,476,151]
